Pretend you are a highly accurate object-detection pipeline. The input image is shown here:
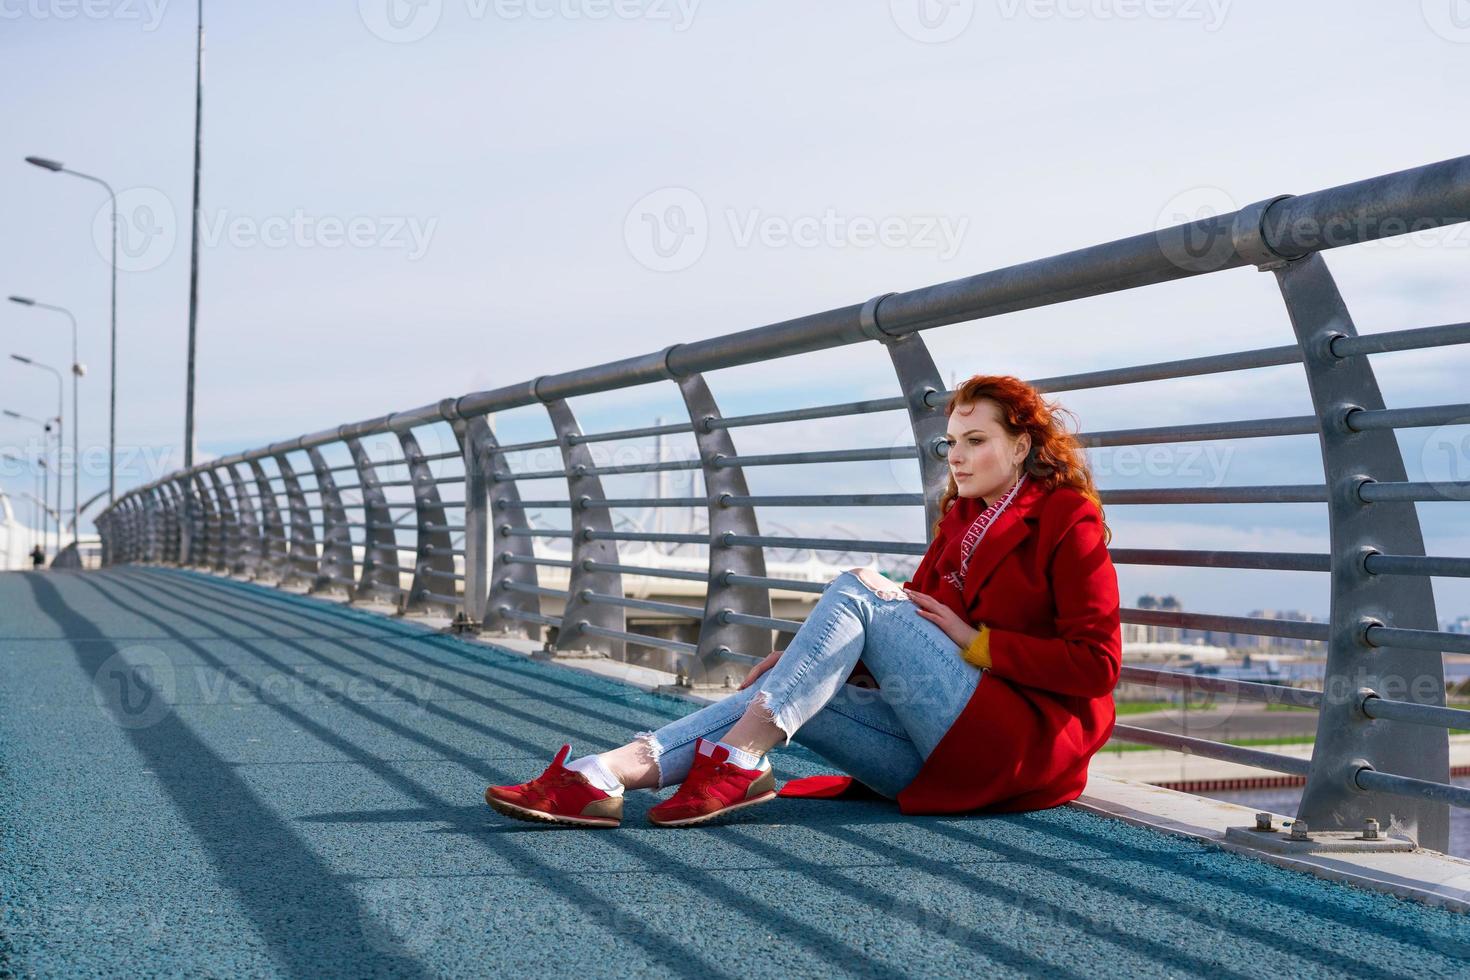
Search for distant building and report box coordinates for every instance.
[1125,593,1325,655]
[1126,594,1184,645]
[1447,615,1470,635]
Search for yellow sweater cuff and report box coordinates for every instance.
[961,626,991,670]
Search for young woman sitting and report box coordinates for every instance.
[484,374,1121,827]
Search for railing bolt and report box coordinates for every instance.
[1254,812,1273,831]
[1288,820,1310,842]
[1362,818,1380,840]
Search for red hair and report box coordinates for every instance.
[935,375,1110,544]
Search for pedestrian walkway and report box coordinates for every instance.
[2,567,1466,977]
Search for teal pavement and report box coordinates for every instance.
[2,567,1467,977]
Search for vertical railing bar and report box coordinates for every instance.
[396,425,457,616]
[225,462,262,577]
[274,453,317,588]
[671,364,769,687]
[248,458,288,581]
[346,436,401,603]
[205,469,236,574]
[306,445,356,597]
[469,416,542,637]
[451,407,491,631]
[1263,240,1450,851]
[543,393,624,658]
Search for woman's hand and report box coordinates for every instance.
[905,588,980,649]
[738,649,782,690]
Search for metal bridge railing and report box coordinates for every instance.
[97,156,1470,852]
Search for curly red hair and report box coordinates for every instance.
[935,375,1110,544]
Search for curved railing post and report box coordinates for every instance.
[175,477,196,566]
[107,498,125,562]
[152,487,170,563]
[134,496,149,563]
[863,295,952,536]
[188,477,205,566]
[274,453,317,587]
[396,426,456,616]
[96,507,112,564]
[113,499,133,563]
[346,437,402,603]
[544,395,624,658]
[446,405,487,630]
[674,369,769,687]
[209,470,232,572]
[205,469,236,573]
[248,459,287,581]
[140,489,159,563]
[306,445,355,596]
[159,482,182,565]
[225,464,262,577]
[211,471,232,571]
[98,510,113,566]
[195,473,220,569]
[1270,248,1449,851]
[181,475,207,567]
[134,496,148,562]
[468,416,540,636]
[121,493,137,564]
[176,481,194,565]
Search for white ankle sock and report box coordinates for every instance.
[700,739,770,771]
[566,754,625,796]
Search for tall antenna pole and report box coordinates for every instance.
[183,0,204,468]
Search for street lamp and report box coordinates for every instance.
[25,155,117,504]
[9,296,82,545]
[10,355,64,555]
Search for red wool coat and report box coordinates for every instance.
[777,478,1122,814]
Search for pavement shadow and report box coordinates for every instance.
[21,573,432,979]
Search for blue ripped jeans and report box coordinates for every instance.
[638,571,983,799]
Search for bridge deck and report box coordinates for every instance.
[2,567,1466,978]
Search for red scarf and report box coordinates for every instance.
[940,473,1028,592]
[920,473,1030,620]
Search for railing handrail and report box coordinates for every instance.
[117,154,1470,493]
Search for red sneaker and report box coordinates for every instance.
[483,744,623,828]
[647,738,778,827]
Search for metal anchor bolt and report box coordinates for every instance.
[1288,820,1310,841]
[1255,812,1273,831]
[1362,818,1380,840]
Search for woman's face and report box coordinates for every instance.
[944,399,1031,503]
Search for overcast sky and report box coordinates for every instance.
[2,1,1468,619]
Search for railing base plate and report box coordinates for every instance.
[654,682,736,698]
[1224,825,1414,854]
